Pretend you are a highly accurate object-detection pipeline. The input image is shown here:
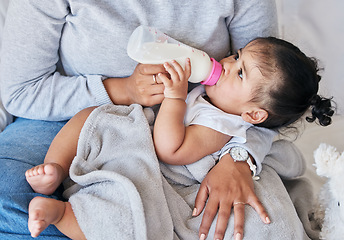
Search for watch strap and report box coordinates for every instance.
[246,158,260,180]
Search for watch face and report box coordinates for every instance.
[230,147,249,161]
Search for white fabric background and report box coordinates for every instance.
[276,0,344,114]
[276,0,344,194]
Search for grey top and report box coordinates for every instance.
[0,0,277,120]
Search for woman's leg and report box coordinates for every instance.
[0,118,69,239]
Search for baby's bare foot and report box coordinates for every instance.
[25,163,64,195]
[28,196,66,238]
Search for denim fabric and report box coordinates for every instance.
[0,118,70,239]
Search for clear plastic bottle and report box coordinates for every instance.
[127,26,222,85]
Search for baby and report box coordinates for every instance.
[25,37,334,239]
[153,37,334,167]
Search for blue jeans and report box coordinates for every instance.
[0,118,70,239]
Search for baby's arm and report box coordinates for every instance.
[153,60,231,165]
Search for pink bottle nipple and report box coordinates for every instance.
[200,58,222,86]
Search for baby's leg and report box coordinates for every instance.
[25,163,65,195]
[26,107,96,195]
[28,197,86,239]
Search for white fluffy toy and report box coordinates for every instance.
[313,143,344,240]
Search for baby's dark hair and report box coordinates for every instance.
[248,37,335,129]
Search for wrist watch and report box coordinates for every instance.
[229,146,259,180]
[229,146,249,162]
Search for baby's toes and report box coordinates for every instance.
[25,169,34,178]
[28,165,45,177]
[36,166,45,175]
[43,164,56,176]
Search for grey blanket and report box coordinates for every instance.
[63,104,319,240]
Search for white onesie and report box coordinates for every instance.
[185,85,253,146]
[162,85,263,183]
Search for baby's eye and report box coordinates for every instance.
[234,52,239,61]
[238,69,243,79]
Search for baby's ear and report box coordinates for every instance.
[241,108,268,124]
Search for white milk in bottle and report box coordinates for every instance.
[127,26,222,85]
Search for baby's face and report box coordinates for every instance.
[204,43,264,116]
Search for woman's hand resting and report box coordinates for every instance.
[193,154,270,240]
[103,63,166,106]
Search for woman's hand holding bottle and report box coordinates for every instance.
[103,63,166,106]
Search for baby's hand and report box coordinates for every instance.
[157,59,191,100]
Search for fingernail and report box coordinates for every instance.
[235,233,242,240]
[199,233,206,240]
[192,208,197,216]
[265,216,271,224]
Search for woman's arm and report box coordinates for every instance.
[0,1,166,121]
[0,0,89,120]
[227,0,278,53]
[153,60,231,165]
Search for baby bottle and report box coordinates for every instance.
[127,26,222,85]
